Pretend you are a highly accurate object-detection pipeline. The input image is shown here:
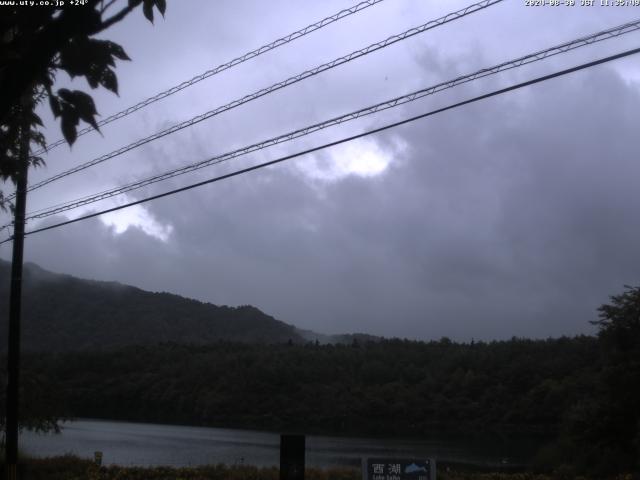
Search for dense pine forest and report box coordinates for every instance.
[1,261,638,475]
[20,338,597,436]
[9,328,640,474]
[0,260,308,351]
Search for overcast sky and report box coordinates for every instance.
[2,0,640,340]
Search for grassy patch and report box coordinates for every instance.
[0,456,636,480]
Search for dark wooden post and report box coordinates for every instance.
[280,434,305,480]
[5,108,30,480]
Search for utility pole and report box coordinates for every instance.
[5,107,30,480]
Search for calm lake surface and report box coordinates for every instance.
[20,419,540,468]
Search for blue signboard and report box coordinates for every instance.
[363,458,435,480]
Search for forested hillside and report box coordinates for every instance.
[2,260,638,474]
[0,260,304,351]
[15,332,638,473]
[22,338,599,437]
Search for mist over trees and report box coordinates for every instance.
[1,335,619,473]
[0,260,304,352]
[1,258,638,474]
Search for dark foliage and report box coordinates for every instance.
[560,286,640,474]
[10,338,598,453]
[0,455,361,480]
[0,260,304,352]
[2,260,638,473]
[0,0,166,208]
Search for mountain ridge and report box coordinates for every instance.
[0,259,381,351]
[0,259,340,352]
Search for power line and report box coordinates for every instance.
[20,18,640,222]
[3,45,638,245]
[15,0,503,198]
[33,0,389,156]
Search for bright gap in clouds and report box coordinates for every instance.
[300,138,395,181]
[56,137,393,244]
[99,204,173,242]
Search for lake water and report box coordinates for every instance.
[20,419,539,468]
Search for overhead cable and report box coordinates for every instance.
[34,0,389,156]
[20,18,640,222]
[16,0,503,199]
[2,45,638,245]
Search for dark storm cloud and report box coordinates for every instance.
[3,1,640,340]
[19,60,640,341]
